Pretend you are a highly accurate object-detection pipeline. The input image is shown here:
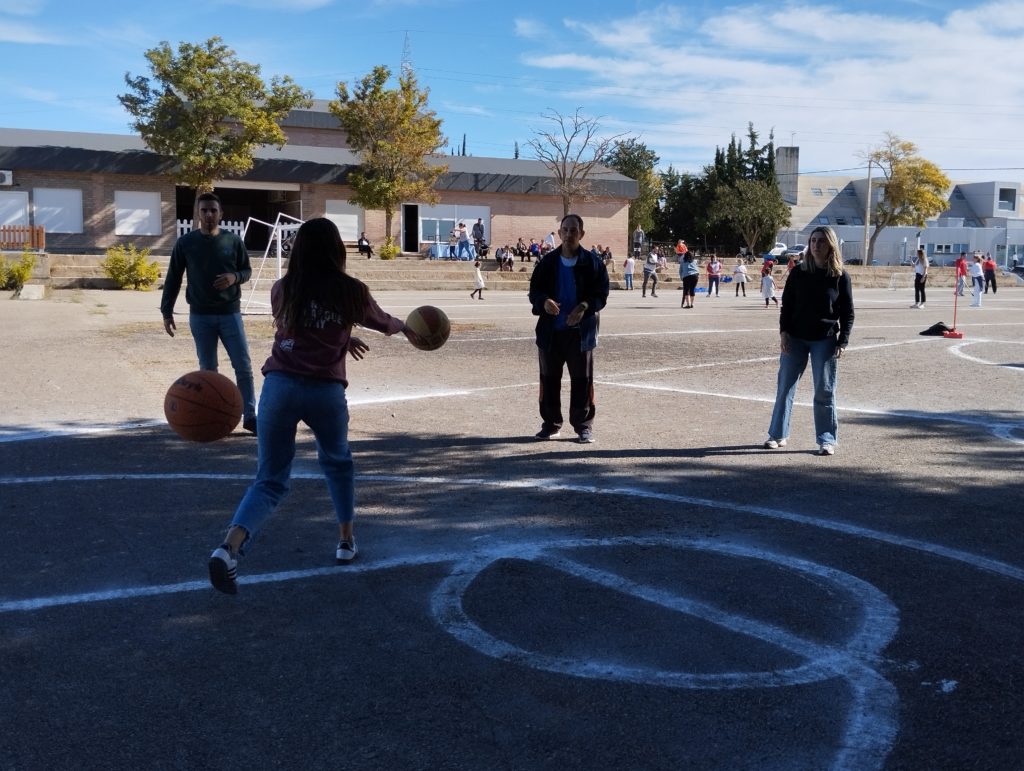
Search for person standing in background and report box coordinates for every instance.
[733,258,748,297]
[706,255,723,297]
[969,254,984,307]
[982,253,997,294]
[761,267,779,309]
[910,247,928,308]
[955,252,968,296]
[470,260,486,300]
[632,224,645,257]
[623,254,636,290]
[642,248,659,298]
[679,252,699,308]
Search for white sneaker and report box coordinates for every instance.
[818,444,835,456]
[910,303,920,308]
[917,303,924,309]
[763,438,787,449]
[336,540,358,564]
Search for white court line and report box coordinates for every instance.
[2,334,1019,443]
[947,339,1024,370]
[3,471,1024,614]
[598,381,1024,446]
[432,536,899,769]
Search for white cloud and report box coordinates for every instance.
[10,84,59,103]
[518,2,1024,178]
[442,101,494,118]
[514,18,548,40]
[0,19,65,44]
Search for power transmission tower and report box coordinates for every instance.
[401,31,414,78]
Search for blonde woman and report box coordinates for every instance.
[764,226,854,456]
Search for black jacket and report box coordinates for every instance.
[528,247,609,352]
[779,265,854,347]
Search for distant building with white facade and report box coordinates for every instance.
[775,147,1024,266]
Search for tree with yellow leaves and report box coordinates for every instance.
[864,133,951,262]
[330,66,447,247]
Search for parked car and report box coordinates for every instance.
[767,242,788,257]
[783,244,806,258]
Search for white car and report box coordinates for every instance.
[783,244,806,258]
[767,242,787,257]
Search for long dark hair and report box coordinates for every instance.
[277,218,371,332]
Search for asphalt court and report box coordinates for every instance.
[2,284,1024,769]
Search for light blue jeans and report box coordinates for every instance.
[188,312,256,420]
[624,273,633,290]
[230,371,354,549]
[767,335,839,446]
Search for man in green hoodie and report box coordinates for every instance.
[160,192,256,434]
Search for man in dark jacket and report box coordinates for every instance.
[527,214,610,444]
[160,192,256,433]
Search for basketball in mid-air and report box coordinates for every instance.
[405,305,451,351]
[164,370,243,442]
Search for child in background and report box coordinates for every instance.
[761,269,779,308]
[733,258,748,297]
[470,260,486,300]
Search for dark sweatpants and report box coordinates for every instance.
[538,329,595,434]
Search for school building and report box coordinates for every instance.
[774,146,1024,266]
[0,102,638,258]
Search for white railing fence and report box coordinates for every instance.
[175,219,250,238]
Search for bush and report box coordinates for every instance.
[102,244,160,290]
[378,236,400,261]
[0,248,36,291]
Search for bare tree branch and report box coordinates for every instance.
[526,108,627,217]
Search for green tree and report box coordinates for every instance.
[331,65,447,243]
[707,178,791,255]
[119,36,312,193]
[654,166,710,246]
[603,138,662,237]
[527,108,625,218]
[864,133,951,261]
[656,123,781,252]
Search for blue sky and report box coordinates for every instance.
[2,0,1022,181]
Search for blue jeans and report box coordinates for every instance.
[624,273,633,290]
[768,336,839,446]
[230,371,354,548]
[189,312,256,420]
[457,240,472,260]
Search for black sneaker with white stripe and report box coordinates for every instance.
[208,544,238,594]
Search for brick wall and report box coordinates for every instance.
[11,170,631,257]
[14,170,177,254]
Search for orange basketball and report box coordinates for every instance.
[164,370,243,442]
[405,305,451,351]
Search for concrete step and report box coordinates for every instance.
[43,253,973,292]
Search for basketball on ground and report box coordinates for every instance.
[405,305,451,351]
[164,370,243,442]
